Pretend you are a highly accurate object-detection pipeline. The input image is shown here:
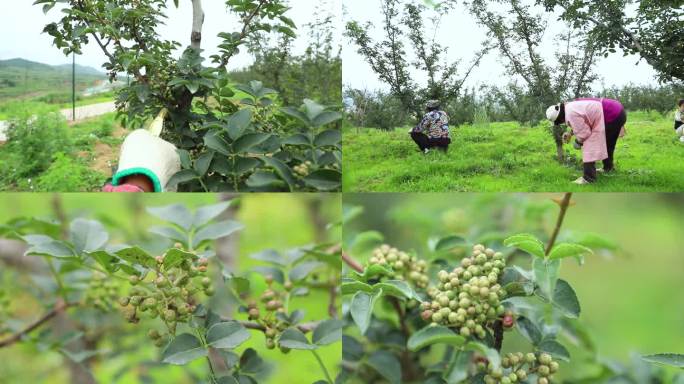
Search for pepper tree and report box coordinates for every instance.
[35,0,342,192]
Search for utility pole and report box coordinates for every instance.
[72,52,76,121]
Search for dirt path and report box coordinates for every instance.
[89,124,127,174]
[0,101,117,141]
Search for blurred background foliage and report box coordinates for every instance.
[343,193,684,382]
[0,193,340,384]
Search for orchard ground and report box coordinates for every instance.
[342,111,684,192]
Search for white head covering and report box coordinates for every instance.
[546,104,561,123]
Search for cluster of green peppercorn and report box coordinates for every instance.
[85,272,119,311]
[118,246,213,347]
[480,352,559,384]
[368,244,429,288]
[293,161,313,177]
[420,244,507,338]
[244,275,296,352]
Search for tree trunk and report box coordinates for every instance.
[190,0,205,51]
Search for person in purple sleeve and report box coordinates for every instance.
[546,98,627,184]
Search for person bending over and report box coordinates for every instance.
[546,97,627,184]
[675,99,684,142]
[410,100,451,154]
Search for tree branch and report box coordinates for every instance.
[0,301,78,348]
[342,251,363,273]
[545,192,573,255]
[237,320,321,334]
[190,0,205,51]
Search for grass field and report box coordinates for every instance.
[343,110,684,192]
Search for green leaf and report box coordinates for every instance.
[69,219,108,254]
[163,248,197,269]
[303,169,341,191]
[504,234,546,258]
[503,234,544,258]
[312,319,342,346]
[86,250,116,272]
[149,226,185,242]
[516,316,542,345]
[533,257,560,299]
[282,133,311,146]
[194,151,214,176]
[167,169,198,189]
[538,339,570,361]
[246,171,285,189]
[350,290,381,334]
[25,240,75,258]
[193,201,233,228]
[289,261,324,282]
[407,326,465,352]
[366,350,401,384]
[147,204,193,231]
[431,235,467,252]
[552,279,580,318]
[161,334,207,365]
[260,156,295,191]
[374,280,419,301]
[642,353,684,368]
[192,220,244,248]
[227,109,253,140]
[278,328,316,350]
[465,342,501,370]
[250,249,285,265]
[206,321,251,349]
[314,129,341,147]
[115,246,156,268]
[204,132,232,156]
[548,243,593,263]
[232,133,271,153]
[312,111,342,127]
[443,350,471,383]
[341,279,373,295]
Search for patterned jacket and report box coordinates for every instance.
[415,110,450,139]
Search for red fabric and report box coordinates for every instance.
[102,183,145,193]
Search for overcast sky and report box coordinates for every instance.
[343,0,660,92]
[0,0,341,71]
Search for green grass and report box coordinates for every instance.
[343,110,684,192]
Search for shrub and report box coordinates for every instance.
[0,113,72,186]
[33,152,105,192]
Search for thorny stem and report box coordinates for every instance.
[341,251,363,273]
[0,300,78,348]
[545,193,573,255]
[312,349,333,384]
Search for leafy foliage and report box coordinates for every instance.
[338,195,684,383]
[35,0,341,191]
[0,199,341,383]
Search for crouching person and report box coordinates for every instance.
[546,97,627,184]
[410,100,451,154]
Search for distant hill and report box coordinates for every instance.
[0,58,105,76]
[0,58,107,99]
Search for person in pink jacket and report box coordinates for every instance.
[546,98,627,184]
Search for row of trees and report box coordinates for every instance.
[344,83,684,129]
[345,0,682,160]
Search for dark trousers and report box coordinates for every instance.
[411,131,451,152]
[676,120,683,130]
[584,109,627,182]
